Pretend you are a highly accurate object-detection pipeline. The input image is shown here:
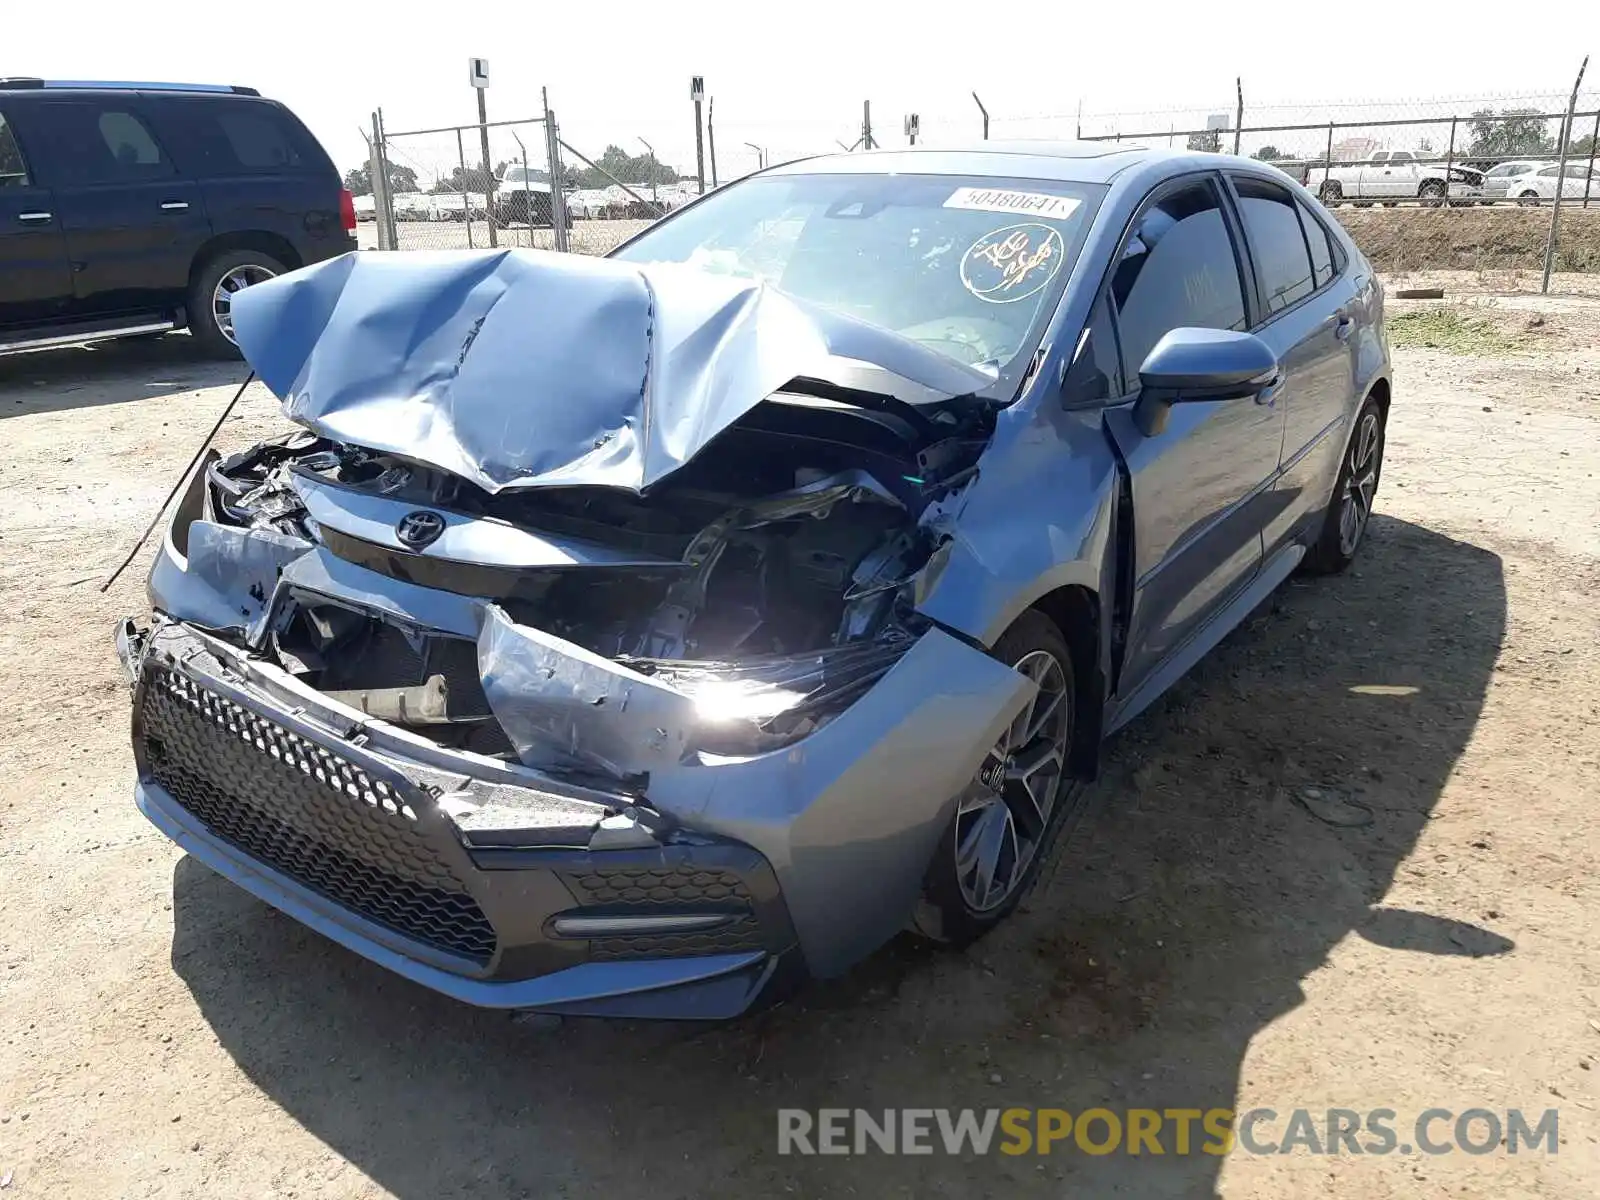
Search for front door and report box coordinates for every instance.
[0,105,73,333]
[1101,176,1285,695]
[21,99,211,318]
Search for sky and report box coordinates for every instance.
[9,2,1595,183]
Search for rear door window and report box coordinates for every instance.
[1108,178,1249,379]
[1294,197,1337,287]
[1231,176,1316,315]
[36,102,175,183]
[0,111,31,188]
[148,98,319,175]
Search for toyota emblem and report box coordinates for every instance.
[395,510,446,550]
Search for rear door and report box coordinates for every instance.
[27,98,211,317]
[1227,174,1359,557]
[0,102,74,332]
[1102,175,1284,693]
[145,93,347,266]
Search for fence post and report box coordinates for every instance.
[456,127,474,250]
[1232,78,1243,155]
[1584,108,1599,209]
[545,113,570,253]
[1443,116,1457,205]
[972,91,989,140]
[369,113,393,250]
[1323,123,1334,194]
[1543,55,1589,294]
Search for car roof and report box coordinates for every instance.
[763,141,1290,188]
[0,78,261,97]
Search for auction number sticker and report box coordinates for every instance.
[944,187,1082,220]
[960,224,1066,303]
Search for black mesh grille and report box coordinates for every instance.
[587,915,767,961]
[140,669,496,964]
[560,866,753,907]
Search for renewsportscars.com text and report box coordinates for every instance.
[777,1107,1559,1157]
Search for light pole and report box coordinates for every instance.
[744,142,767,171]
[639,136,657,204]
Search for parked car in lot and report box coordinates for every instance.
[0,78,355,357]
[1316,149,1482,206]
[119,142,1390,1019]
[1477,160,1546,203]
[1503,161,1600,205]
[492,164,568,228]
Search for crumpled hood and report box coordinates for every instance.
[231,249,993,495]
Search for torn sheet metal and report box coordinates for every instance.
[230,249,994,495]
[148,519,311,635]
[478,604,698,776]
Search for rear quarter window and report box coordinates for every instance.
[151,97,328,176]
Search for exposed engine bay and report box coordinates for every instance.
[192,384,991,774]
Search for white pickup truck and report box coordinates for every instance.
[1313,150,1483,207]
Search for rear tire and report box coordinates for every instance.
[911,610,1078,948]
[1305,397,1386,574]
[1419,180,1447,207]
[188,249,285,359]
[1319,180,1343,204]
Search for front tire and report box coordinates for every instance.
[1319,180,1343,204]
[1305,397,1386,574]
[1419,180,1447,207]
[912,609,1077,947]
[188,250,284,358]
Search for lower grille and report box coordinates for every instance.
[587,915,768,961]
[140,668,496,964]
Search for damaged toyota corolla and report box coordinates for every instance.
[118,144,1391,1018]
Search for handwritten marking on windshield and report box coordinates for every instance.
[960,224,1066,304]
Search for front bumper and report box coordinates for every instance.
[126,621,804,1019]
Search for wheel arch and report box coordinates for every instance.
[1027,584,1105,779]
[187,232,302,292]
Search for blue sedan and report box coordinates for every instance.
[120,142,1390,1018]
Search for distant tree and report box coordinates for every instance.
[344,163,418,194]
[1467,108,1556,159]
[574,143,681,188]
[1187,129,1221,153]
[1569,131,1597,157]
[1253,145,1283,161]
[1416,136,1436,156]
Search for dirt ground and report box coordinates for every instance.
[1,274,1598,1199]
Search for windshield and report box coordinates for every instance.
[610,171,1105,399]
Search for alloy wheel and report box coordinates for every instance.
[212,264,278,345]
[954,649,1071,912]
[1338,409,1381,556]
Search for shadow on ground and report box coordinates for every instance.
[170,514,1505,1199]
[0,334,241,417]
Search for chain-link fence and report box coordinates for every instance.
[361,69,1598,291]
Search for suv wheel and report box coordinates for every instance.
[1305,397,1386,574]
[912,609,1077,947]
[1319,180,1343,204]
[189,250,285,358]
[1419,180,1447,207]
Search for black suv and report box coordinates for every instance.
[0,79,356,358]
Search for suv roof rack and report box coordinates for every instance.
[0,78,260,96]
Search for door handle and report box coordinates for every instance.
[17,211,53,222]
[1334,315,1355,342]
[160,201,190,211]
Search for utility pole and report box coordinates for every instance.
[691,75,706,194]
[469,57,496,247]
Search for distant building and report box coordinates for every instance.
[1332,137,1379,162]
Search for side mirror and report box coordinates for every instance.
[1133,328,1280,436]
